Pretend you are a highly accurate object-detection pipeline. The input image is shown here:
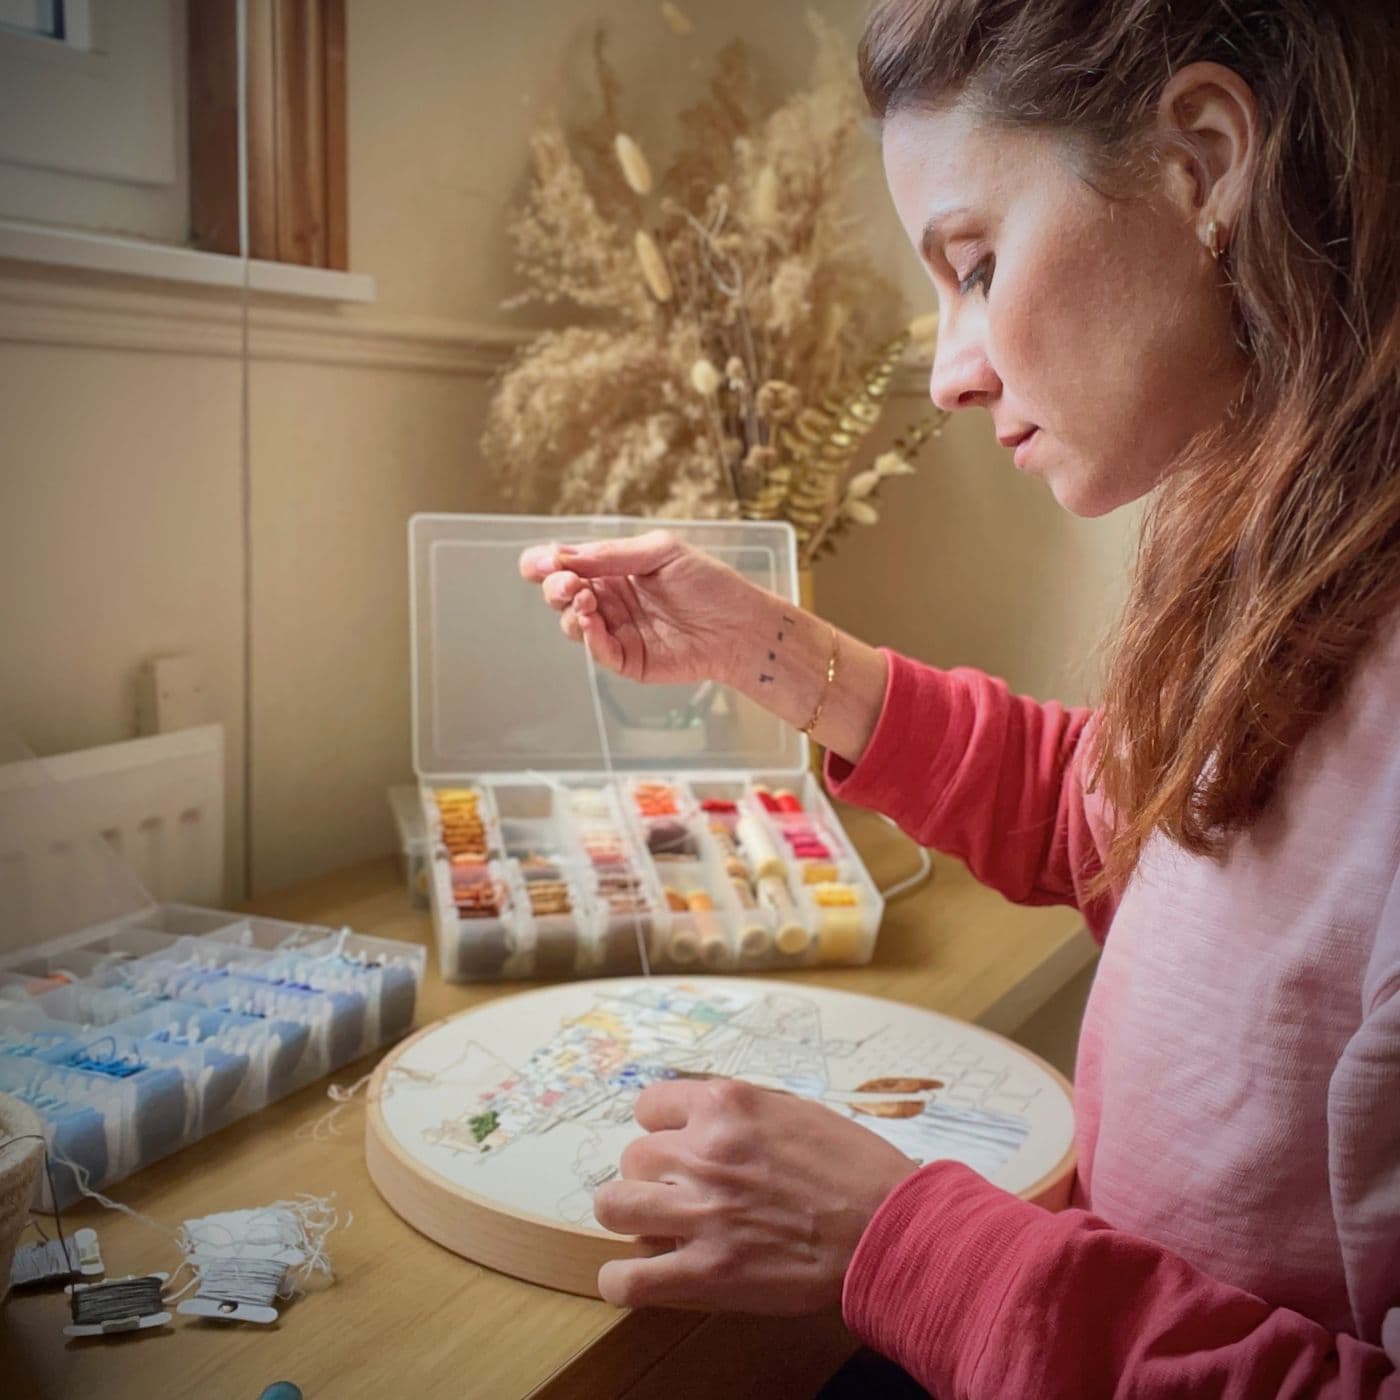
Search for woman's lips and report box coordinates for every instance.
[1011,428,1038,469]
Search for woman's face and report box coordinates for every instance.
[882,104,1245,517]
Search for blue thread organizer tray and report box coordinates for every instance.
[410,514,887,983]
[0,740,426,1208]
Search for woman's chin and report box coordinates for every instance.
[1045,459,1148,519]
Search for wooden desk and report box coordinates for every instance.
[1,809,1094,1400]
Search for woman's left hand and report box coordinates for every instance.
[593,1077,918,1314]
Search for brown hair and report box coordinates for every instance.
[861,0,1400,886]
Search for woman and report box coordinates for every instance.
[519,0,1400,1393]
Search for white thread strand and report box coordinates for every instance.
[45,1146,180,1243]
[582,644,652,978]
[295,1070,375,1142]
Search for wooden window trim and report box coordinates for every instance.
[188,0,348,271]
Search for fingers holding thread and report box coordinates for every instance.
[579,609,623,671]
[517,541,561,582]
[556,529,682,580]
[543,570,585,611]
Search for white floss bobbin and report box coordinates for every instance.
[10,1228,103,1288]
[175,1196,344,1325]
[180,1255,288,1325]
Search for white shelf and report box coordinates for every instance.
[0,218,376,303]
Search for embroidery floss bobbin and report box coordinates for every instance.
[175,1196,341,1323]
[179,1255,288,1325]
[10,1228,103,1288]
[810,882,867,962]
[758,875,811,956]
[736,813,785,881]
[64,1272,171,1337]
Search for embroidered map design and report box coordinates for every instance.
[374,978,1073,1230]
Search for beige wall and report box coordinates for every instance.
[0,335,249,891]
[246,359,498,891]
[0,0,1138,900]
[819,404,1140,706]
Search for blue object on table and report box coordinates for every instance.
[258,1384,303,1400]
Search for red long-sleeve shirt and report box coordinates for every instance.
[826,646,1400,1398]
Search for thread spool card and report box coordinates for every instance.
[63,1272,171,1337]
[9,1227,103,1287]
[176,1206,312,1324]
[179,1294,278,1325]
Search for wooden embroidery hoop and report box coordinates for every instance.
[365,979,1076,1297]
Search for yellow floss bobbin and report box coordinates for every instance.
[812,882,860,907]
[815,908,866,961]
[810,882,866,961]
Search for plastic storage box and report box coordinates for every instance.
[410,514,885,982]
[388,784,432,909]
[0,739,427,1208]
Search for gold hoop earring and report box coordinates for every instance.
[1206,219,1224,262]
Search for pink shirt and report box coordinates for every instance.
[825,630,1400,1397]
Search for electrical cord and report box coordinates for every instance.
[874,814,935,901]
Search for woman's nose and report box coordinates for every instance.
[929,332,1000,413]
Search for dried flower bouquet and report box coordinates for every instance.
[484,11,945,567]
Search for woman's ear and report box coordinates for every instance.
[1153,60,1258,251]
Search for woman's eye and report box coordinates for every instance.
[957,256,994,297]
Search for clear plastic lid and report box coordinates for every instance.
[409,514,806,780]
[0,732,154,961]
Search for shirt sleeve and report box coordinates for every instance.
[824,649,1116,938]
[843,1160,1400,1399]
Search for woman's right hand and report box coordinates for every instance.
[520,529,889,767]
[517,529,759,688]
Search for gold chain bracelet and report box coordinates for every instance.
[799,626,840,736]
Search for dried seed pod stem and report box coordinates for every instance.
[635,230,674,303]
[614,134,654,196]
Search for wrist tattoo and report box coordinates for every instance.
[758,615,798,685]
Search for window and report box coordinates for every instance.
[0,0,348,275]
[0,0,84,45]
[0,0,182,242]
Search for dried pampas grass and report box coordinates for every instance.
[484,11,945,566]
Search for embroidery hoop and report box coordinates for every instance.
[365,977,1076,1296]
